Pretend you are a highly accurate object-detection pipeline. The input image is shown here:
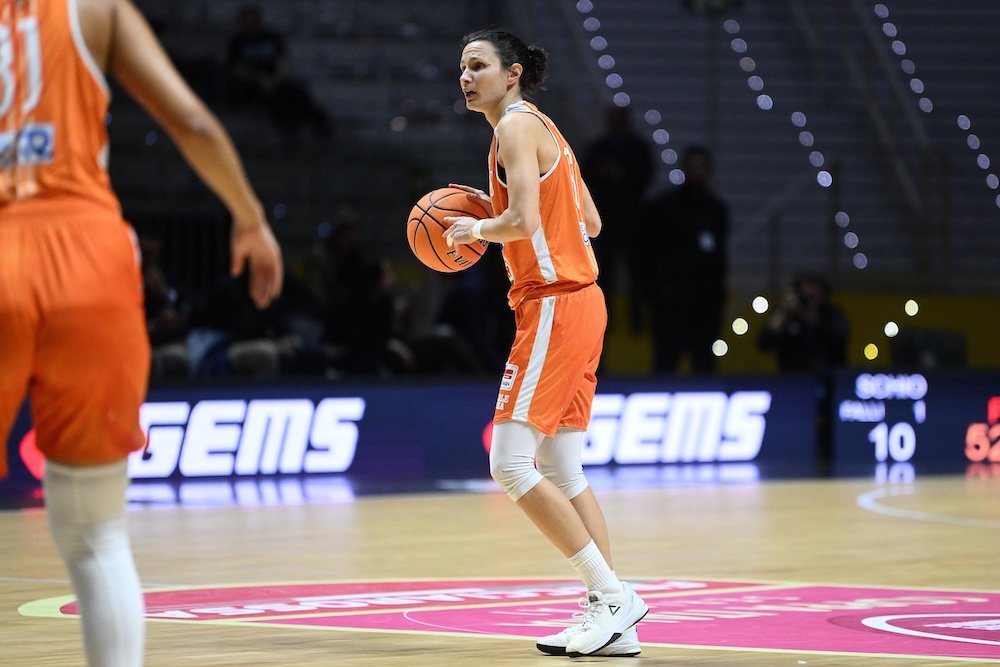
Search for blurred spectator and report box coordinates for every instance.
[140,233,193,381]
[419,248,513,375]
[320,216,369,314]
[225,4,332,138]
[186,271,325,379]
[757,273,850,373]
[581,105,653,328]
[303,212,508,379]
[323,256,416,378]
[640,145,729,374]
[301,218,415,378]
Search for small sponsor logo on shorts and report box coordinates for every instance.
[495,394,509,411]
[500,364,518,391]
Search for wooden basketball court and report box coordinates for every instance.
[2,472,998,665]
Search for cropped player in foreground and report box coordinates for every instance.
[444,28,648,657]
[0,1,282,665]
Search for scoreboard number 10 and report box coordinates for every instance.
[869,422,916,463]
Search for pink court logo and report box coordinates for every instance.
[19,578,1000,660]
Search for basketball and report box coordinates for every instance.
[406,187,490,273]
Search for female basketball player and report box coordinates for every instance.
[443,28,647,657]
[0,1,282,665]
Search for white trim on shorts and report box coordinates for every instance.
[512,295,556,422]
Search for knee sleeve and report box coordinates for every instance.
[536,428,589,500]
[44,460,144,667]
[489,421,544,501]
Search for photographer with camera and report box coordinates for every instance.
[757,273,850,373]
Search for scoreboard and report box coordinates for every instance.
[831,370,1000,478]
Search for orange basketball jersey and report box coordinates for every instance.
[0,0,120,220]
[488,101,599,309]
[0,0,147,475]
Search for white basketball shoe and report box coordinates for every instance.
[536,624,640,657]
[564,582,648,656]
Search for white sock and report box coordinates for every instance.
[44,460,144,667]
[568,540,622,595]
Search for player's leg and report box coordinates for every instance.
[491,287,616,572]
[536,429,612,567]
[43,459,144,667]
[537,285,647,656]
[535,285,614,565]
[31,219,149,666]
[535,431,646,656]
[492,286,643,654]
[534,428,643,657]
[490,419,628,608]
[490,421,606,558]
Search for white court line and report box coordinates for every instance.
[857,488,1000,529]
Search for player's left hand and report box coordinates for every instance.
[447,183,494,217]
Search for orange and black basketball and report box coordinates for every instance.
[406,187,490,273]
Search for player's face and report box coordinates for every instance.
[459,41,516,116]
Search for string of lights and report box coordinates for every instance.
[570,1,946,364]
[871,3,999,209]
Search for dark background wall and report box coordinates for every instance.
[121,0,1000,373]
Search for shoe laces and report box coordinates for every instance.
[554,597,590,637]
[577,591,606,631]
[571,594,589,621]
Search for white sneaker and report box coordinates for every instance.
[537,624,640,657]
[536,594,589,655]
[564,582,648,656]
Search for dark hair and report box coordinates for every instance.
[461,28,548,95]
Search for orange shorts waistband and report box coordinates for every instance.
[0,197,124,226]
[511,281,600,308]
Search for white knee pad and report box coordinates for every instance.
[489,421,544,501]
[44,460,130,545]
[44,460,144,667]
[536,428,589,500]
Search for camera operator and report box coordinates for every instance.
[757,273,850,373]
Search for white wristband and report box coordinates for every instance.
[471,220,485,240]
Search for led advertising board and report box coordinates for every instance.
[5,377,819,489]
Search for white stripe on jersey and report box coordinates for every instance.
[531,224,557,284]
[512,295,556,422]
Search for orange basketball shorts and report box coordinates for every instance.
[0,213,150,478]
[494,283,607,437]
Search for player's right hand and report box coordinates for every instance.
[442,215,480,247]
[230,222,283,308]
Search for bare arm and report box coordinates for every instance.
[106,1,263,227]
[580,179,602,238]
[444,112,550,245]
[83,0,282,307]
